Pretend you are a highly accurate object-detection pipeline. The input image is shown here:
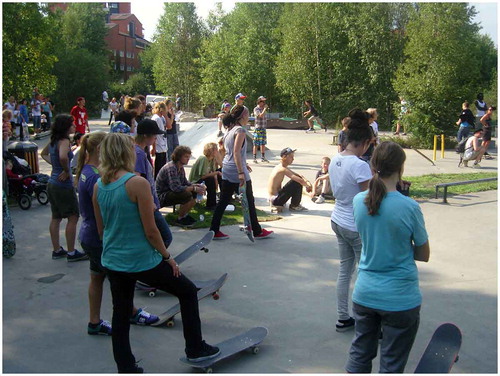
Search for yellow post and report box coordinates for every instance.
[441,134,445,159]
[433,135,437,161]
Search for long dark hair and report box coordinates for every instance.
[222,105,245,128]
[365,141,406,215]
[50,114,74,146]
[346,108,372,146]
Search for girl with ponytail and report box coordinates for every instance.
[346,141,430,373]
[328,108,373,333]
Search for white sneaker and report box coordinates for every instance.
[290,204,308,211]
[315,196,325,204]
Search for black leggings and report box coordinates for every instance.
[106,261,202,373]
[210,179,262,236]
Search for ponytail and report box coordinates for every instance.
[364,141,406,215]
[74,131,107,186]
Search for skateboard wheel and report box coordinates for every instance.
[166,319,175,328]
[212,292,220,300]
[251,346,260,355]
[204,367,213,373]
[202,247,209,253]
[455,355,459,362]
[148,291,156,297]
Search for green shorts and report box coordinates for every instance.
[47,183,80,219]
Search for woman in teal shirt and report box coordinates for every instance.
[93,133,219,373]
[347,141,430,373]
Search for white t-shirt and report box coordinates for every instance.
[4,102,15,113]
[151,114,168,153]
[102,90,108,102]
[329,154,372,232]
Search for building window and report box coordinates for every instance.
[126,52,133,59]
[128,21,135,37]
[127,65,133,72]
[114,64,117,70]
[119,50,124,57]
[120,64,125,71]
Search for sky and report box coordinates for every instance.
[132,1,498,46]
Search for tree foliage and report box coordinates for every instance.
[2,3,57,100]
[153,3,203,110]
[393,3,484,145]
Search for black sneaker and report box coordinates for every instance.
[186,341,221,363]
[52,247,68,260]
[185,215,197,224]
[67,249,89,262]
[336,317,355,332]
[175,217,194,227]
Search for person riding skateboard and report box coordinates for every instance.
[267,147,312,212]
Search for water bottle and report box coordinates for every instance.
[196,182,205,203]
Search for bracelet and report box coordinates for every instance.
[163,254,172,261]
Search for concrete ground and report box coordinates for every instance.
[3,119,497,373]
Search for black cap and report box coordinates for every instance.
[137,119,164,135]
[280,147,297,157]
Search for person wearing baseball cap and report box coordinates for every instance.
[233,93,249,127]
[252,96,270,163]
[133,118,175,260]
[268,148,312,212]
[70,96,89,134]
[217,101,231,137]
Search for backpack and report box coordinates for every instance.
[455,138,468,154]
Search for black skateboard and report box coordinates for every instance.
[135,231,213,297]
[136,277,222,298]
[151,273,228,327]
[414,323,462,373]
[179,326,268,373]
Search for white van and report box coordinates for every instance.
[145,95,168,106]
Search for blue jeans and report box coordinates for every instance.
[331,220,361,321]
[154,209,172,248]
[346,303,420,373]
[166,133,179,161]
[457,125,470,142]
[32,115,41,130]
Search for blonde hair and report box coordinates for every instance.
[366,108,378,118]
[203,142,217,158]
[74,131,107,186]
[322,156,331,164]
[99,133,136,184]
[3,109,13,121]
[152,102,167,115]
[124,96,141,111]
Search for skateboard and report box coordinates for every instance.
[270,204,284,213]
[238,184,254,242]
[151,273,228,327]
[179,326,268,373]
[414,323,462,373]
[135,231,213,297]
[136,277,221,298]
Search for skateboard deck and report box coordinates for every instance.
[135,231,213,297]
[238,184,254,242]
[151,273,228,327]
[179,326,268,373]
[136,277,221,298]
[414,323,462,373]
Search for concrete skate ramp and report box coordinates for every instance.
[178,120,253,159]
[266,117,309,130]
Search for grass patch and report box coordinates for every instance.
[406,172,497,199]
[164,201,281,229]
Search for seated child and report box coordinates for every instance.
[310,156,332,204]
[188,142,222,210]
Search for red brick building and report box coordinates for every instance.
[48,2,150,82]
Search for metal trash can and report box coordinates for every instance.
[7,141,39,174]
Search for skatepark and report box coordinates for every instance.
[3,118,498,373]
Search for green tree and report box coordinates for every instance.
[199,3,284,109]
[153,3,203,111]
[50,3,111,114]
[393,3,482,145]
[2,3,57,100]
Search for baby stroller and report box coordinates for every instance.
[4,151,49,210]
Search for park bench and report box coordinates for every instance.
[435,177,497,203]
